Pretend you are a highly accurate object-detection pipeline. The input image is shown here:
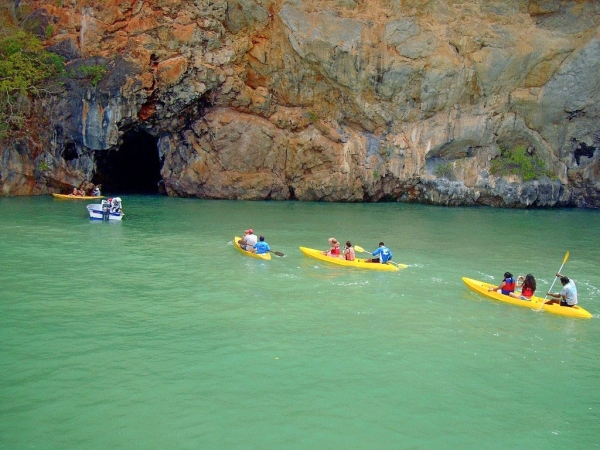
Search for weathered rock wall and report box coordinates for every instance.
[1,0,599,207]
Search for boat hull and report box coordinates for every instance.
[234,236,271,260]
[299,246,401,271]
[53,193,104,200]
[462,277,592,319]
[86,204,124,221]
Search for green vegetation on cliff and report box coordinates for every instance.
[0,24,64,139]
[490,146,552,181]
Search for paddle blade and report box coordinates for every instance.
[354,245,368,253]
[562,251,570,265]
[271,250,285,257]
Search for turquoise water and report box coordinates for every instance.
[1,196,599,449]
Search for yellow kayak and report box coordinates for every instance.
[233,236,271,260]
[462,277,592,319]
[52,193,105,200]
[299,246,404,271]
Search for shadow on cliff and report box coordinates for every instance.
[92,129,163,195]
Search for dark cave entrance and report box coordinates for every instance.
[92,129,163,195]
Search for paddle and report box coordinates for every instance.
[354,245,404,268]
[269,250,285,257]
[539,251,569,308]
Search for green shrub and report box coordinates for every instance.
[37,160,49,171]
[305,111,318,122]
[79,64,107,87]
[490,146,552,181]
[434,162,455,180]
[0,28,65,139]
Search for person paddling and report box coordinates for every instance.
[365,242,393,264]
[252,235,270,254]
[546,273,578,307]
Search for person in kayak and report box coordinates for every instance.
[252,235,270,254]
[509,274,536,300]
[488,272,516,295]
[321,238,341,257]
[343,241,355,261]
[546,273,578,307]
[365,242,393,264]
[239,229,257,251]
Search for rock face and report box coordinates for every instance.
[1,0,600,207]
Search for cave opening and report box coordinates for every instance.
[92,129,163,195]
[573,141,596,165]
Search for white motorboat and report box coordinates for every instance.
[87,197,124,221]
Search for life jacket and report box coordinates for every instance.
[345,247,355,261]
[329,246,340,256]
[501,277,515,294]
[521,286,534,298]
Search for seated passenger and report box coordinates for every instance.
[110,197,122,213]
[343,241,355,261]
[239,229,257,251]
[488,272,516,295]
[321,238,340,257]
[509,274,536,300]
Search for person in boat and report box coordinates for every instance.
[91,184,101,196]
[488,272,516,295]
[78,187,86,196]
[509,274,536,300]
[365,242,393,264]
[252,235,271,254]
[343,241,355,261]
[69,187,80,196]
[239,229,257,251]
[321,237,341,257]
[546,273,578,307]
[109,197,122,213]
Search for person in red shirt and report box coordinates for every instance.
[321,237,341,257]
[509,274,536,300]
[343,241,355,261]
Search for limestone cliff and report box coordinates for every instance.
[1,0,599,207]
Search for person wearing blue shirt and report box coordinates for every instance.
[366,242,393,264]
[253,235,271,255]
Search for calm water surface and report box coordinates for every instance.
[1,196,599,449]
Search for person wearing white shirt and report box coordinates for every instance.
[547,273,578,307]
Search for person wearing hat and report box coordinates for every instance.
[239,228,257,251]
[252,235,271,254]
[546,273,578,307]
